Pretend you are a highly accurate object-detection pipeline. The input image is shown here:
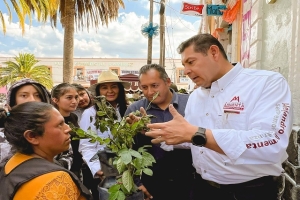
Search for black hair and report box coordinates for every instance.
[51,83,77,109]
[0,108,7,127]
[71,83,86,91]
[4,102,53,154]
[177,33,228,60]
[139,63,169,82]
[10,83,48,107]
[71,83,93,108]
[95,82,128,117]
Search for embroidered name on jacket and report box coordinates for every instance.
[246,103,290,149]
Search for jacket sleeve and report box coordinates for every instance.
[212,75,292,164]
[78,108,102,177]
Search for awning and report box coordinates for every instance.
[119,74,141,92]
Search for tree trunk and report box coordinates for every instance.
[62,0,75,83]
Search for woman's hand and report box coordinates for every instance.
[138,184,153,200]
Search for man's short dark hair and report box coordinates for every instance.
[177,33,228,60]
[139,64,169,82]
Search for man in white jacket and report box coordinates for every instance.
[146,33,293,200]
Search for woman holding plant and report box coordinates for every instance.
[78,70,130,199]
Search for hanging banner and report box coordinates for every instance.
[206,5,227,16]
[86,69,102,81]
[180,2,228,16]
[180,2,204,16]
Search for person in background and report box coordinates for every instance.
[125,64,195,200]
[170,82,179,92]
[0,78,52,163]
[79,70,130,200]
[0,107,10,162]
[145,33,293,200]
[51,83,83,178]
[72,83,93,122]
[71,83,97,199]
[0,102,92,200]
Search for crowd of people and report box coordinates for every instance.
[0,33,293,200]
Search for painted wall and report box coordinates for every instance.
[261,0,292,78]
[243,0,300,124]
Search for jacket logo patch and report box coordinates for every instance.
[223,96,244,114]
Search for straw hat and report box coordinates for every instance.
[88,70,131,95]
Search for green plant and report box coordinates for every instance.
[71,93,159,200]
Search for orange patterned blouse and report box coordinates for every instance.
[5,153,86,200]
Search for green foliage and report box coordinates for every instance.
[0,53,53,89]
[71,94,158,199]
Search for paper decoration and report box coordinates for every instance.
[221,0,241,24]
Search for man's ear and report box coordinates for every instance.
[166,78,172,86]
[23,130,40,145]
[210,45,220,60]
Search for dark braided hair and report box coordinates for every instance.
[4,102,53,154]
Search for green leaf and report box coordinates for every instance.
[142,168,153,176]
[97,111,106,116]
[116,158,126,173]
[108,184,121,193]
[109,190,125,200]
[100,123,107,132]
[134,169,142,175]
[122,170,134,192]
[120,152,132,165]
[130,120,140,131]
[138,145,152,153]
[129,149,142,159]
[132,158,142,170]
[142,152,156,166]
[152,91,159,100]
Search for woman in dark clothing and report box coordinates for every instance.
[51,83,82,177]
[0,78,52,163]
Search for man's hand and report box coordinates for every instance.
[138,185,153,200]
[96,170,105,180]
[146,104,197,145]
[126,107,147,125]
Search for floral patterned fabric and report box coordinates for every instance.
[5,153,86,200]
[14,171,86,200]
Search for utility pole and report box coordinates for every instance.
[159,0,165,67]
[147,0,154,64]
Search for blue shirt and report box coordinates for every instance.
[125,89,194,200]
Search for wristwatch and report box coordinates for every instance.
[191,127,207,147]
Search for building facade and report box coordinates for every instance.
[0,57,192,91]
